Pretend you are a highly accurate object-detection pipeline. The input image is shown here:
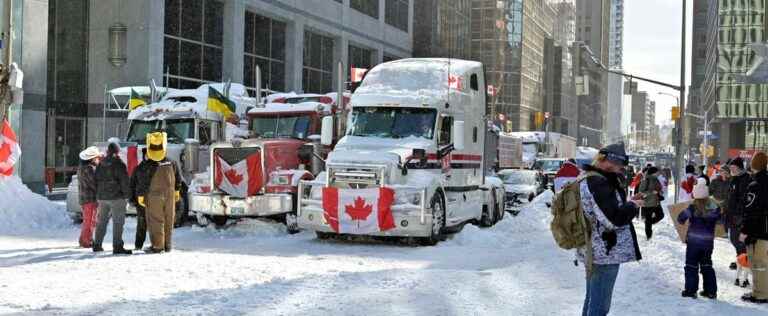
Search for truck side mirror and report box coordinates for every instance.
[453,120,465,151]
[321,116,334,146]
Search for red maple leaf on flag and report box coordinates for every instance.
[224,168,244,185]
[345,196,373,221]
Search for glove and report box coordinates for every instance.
[138,196,146,207]
[174,191,181,203]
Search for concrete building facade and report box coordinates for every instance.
[546,0,577,137]
[575,0,610,147]
[630,90,656,151]
[605,0,624,145]
[687,0,711,157]
[14,0,414,191]
[412,0,471,59]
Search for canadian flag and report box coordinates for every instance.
[0,119,21,177]
[322,187,396,234]
[448,74,463,90]
[214,153,263,198]
[351,67,368,82]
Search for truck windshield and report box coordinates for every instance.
[356,61,448,93]
[126,119,194,144]
[250,115,311,139]
[347,107,436,139]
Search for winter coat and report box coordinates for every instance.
[77,162,98,205]
[638,172,661,207]
[741,170,768,241]
[131,159,182,198]
[727,172,751,228]
[577,165,642,265]
[95,155,130,200]
[677,201,721,248]
[709,176,729,206]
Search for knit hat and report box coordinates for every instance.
[751,152,767,171]
[693,178,709,199]
[599,143,628,166]
[730,157,745,170]
[685,165,696,174]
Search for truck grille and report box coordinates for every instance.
[328,167,382,189]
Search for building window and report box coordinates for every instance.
[350,0,379,19]
[349,45,374,81]
[164,0,224,89]
[385,0,409,32]
[303,31,335,93]
[244,11,286,94]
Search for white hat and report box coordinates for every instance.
[79,146,101,161]
[693,178,709,199]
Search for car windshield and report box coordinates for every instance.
[126,119,194,144]
[347,107,436,139]
[249,115,311,139]
[498,171,538,185]
[356,61,449,94]
[534,160,563,172]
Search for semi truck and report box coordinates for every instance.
[65,83,257,226]
[296,58,505,245]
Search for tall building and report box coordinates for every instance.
[13,0,415,192]
[630,90,655,150]
[713,0,768,158]
[546,0,577,137]
[701,0,718,154]
[413,0,471,59]
[605,0,625,145]
[687,0,711,156]
[470,0,556,132]
[575,0,610,147]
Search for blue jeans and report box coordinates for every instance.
[582,264,620,316]
[684,243,716,294]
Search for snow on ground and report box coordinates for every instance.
[1,189,768,315]
[0,176,69,234]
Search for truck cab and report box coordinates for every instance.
[297,58,505,244]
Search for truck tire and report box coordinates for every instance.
[211,215,229,227]
[480,190,497,227]
[496,191,505,222]
[194,212,210,227]
[285,212,300,234]
[421,192,446,246]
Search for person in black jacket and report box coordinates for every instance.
[93,142,132,255]
[77,147,101,248]
[740,152,768,304]
[727,157,750,268]
[130,148,148,250]
[579,143,644,316]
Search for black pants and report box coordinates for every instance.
[728,225,747,255]
[135,205,147,249]
[641,206,664,239]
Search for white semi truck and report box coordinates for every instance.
[296,58,505,245]
[65,83,257,226]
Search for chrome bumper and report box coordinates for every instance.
[296,180,432,237]
[189,192,294,217]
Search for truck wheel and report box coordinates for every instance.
[496,191,505,222]
[195,212,210,227]
[316,231,334,240]
[421,193,446,246]
[480,191,496,227]
[285,212,300,234]
[211,215,229,227]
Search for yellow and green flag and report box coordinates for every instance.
[208,86,236,118]
[129,88,147,110]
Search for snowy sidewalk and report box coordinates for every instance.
[1,193,767,315]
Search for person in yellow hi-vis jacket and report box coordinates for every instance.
[131,131,181,253]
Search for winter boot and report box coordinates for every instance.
[742,279,751,288]
[92,245,104,252]
[730,262,738,270]
[681,291,698,299]
[144,247,163,254]
[742,293,768,304]
[113,247,133,255]
[699,291,717,299]
[736,278,742,286]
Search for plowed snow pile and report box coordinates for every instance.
[0,176,68,234]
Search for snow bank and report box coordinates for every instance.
[0,176,69,234]
[190,218,288,238]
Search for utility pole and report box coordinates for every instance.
[0,0,14,121]
[674,0,687,203]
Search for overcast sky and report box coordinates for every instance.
[623,0,692,125]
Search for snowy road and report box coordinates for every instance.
[2,194,768,315]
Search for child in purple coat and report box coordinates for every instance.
[678,178,721,299]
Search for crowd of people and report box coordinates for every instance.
[76,131,182,255]
[552,144,768,316]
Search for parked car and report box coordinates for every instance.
[497,169,542,215]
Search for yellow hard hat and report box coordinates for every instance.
[146,131,167,162]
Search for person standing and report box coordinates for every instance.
[133,131,181,253]
[554,158,581,192]
[93,142,132,255]
[678,178,721,299]
[579,143,644,316]
[638,166,664,240]
[740,152,768,304]
[77,146,101,248]
[130,148,148,250]
[709,168,730,206]
[727,157,750,269]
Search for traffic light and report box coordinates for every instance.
[671,106,680,120]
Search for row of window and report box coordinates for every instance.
[348,0,410,31]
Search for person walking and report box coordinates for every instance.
[740,152,768,304]
[133,131,181,253]
[130,148,148,250]
[678,178,721,299]
[77,146,101,248]
[728,157,750,270]
[638,166,664,240]
[93,142,132,255]
[579,143,644,316]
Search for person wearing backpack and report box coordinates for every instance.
[556,143,643,316]
[638,166,664,240]
[678,178,721,299]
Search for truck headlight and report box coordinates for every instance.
[269,173,292,185]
